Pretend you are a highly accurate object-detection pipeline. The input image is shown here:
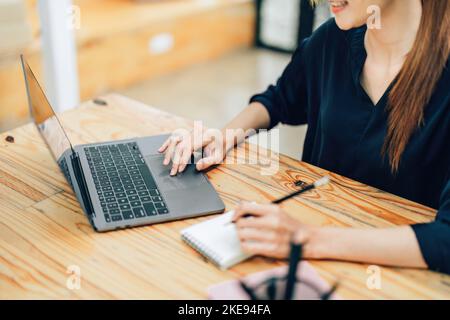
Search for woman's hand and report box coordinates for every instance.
[158,127,229,176]
[233,202,317,259]
[233,202,429,269]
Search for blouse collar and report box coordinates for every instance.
[347,24,368,90]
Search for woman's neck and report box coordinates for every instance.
[365,0,422,67]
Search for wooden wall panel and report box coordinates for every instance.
[0,0,255,131]
[77,1,255,101]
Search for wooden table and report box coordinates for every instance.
[1,94,449,299]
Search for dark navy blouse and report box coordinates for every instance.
[250,19,450,274]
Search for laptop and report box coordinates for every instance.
[20,55,225,232]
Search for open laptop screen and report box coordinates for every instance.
[21,56,74,161]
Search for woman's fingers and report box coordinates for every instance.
[177,147,192,173]
[237,222,291,258]
[238,227,283,243]
[159,128,230,175]
[195,141,222,171]
[158,137,171,153]
[241,241,276,255]
[170,145,183,176]
[163,136,183,166]
[240,241,289,259]
[196,154,219,171]
[235,214,280,230]
[161,129,212,173]
[234,206,307,259]
[232,202,279,222]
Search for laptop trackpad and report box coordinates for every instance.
[145,154,207,191]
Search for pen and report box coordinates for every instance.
[227,176,330,225]
[284,242,302,300]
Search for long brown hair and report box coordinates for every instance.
[311,0,450,171]
[383,0,450,171]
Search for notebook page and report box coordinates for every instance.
[181,211,252,269]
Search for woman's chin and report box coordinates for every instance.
[335,17,365,31]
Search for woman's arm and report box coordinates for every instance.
[305,226,427,269]
[221,102,271,151]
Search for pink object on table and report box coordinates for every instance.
[208,262,340,300]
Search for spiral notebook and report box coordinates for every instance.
[181,211,252,270]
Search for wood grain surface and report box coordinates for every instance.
[1,94,449,299]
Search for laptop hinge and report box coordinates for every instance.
[70,151,96,219]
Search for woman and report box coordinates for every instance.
[159,0,450,273]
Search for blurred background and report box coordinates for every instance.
[0,0,330,159]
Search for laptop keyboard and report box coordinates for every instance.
[58,157,74,189]
[84,142,169,223]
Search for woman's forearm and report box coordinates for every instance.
[221,102,271,150]
[305,226,428,269]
